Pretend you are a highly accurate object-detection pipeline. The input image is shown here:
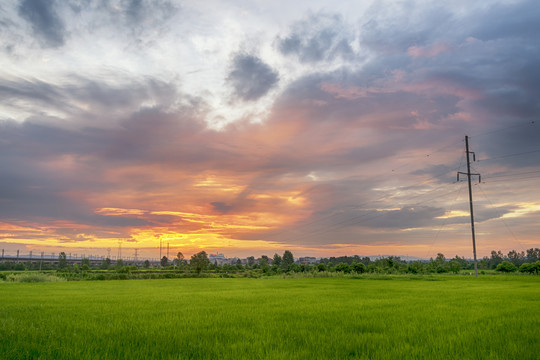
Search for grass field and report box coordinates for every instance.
[1,276,539,359]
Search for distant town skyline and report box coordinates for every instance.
[1,0,539,259]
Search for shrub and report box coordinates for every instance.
[351,262,366,274]
[6,273,66,283]
[335,263,351,273]
[496,261,518,273]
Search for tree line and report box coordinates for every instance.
[1,248,539,278]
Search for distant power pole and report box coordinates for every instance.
[117,240,123,260]
[457,135,481,277]
[167,242,170,259]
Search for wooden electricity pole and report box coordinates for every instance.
[458,135,481,277]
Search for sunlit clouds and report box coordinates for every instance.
[1,0,539,259]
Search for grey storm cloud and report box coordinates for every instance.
[226,54,279,101]
[359,2,456,54]
[468,0,540,41]
[277,13,355,63]
[0,75,182,128]
[18,0,65,48]
[101,0,178,37]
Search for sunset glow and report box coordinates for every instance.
[1,0,539,260]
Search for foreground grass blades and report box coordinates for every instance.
[1,276,539,359]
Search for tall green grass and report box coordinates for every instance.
[3,272,66,283]
[1,276,538,359]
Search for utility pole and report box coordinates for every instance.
[117,240,123,260]
[458,135,481,277]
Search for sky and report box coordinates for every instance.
[1,0,539,260]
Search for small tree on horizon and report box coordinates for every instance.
[191,251,210,275]
[161,256,169,267]
[282,250,294,271]
[58,252,67,269]
[273,253,282,267]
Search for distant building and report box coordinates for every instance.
[209,253,227,265]
[298,257,317,264]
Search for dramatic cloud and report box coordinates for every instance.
[0,0,538,259]
[226,54,279,101]
[277,13,355,63]
[18,0,65,47]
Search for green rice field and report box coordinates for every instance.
[1,276,539,359]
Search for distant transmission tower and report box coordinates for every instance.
[134,248,139,262]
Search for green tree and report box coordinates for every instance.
[316,263,327,272]
[191,251,210,275]
[58,252,67,269]
[496,260,517,273]
[176,252,185,267]
[272,253,282,267]
[335,262,351,273]
[507,250,525,266]
[535,261,540,275]
[351,261,366,274]
[282,250,294,271]
[521,261,540,275]
[407,261,424,274]
[100,258,111,270]
[143,259,151,268]
[247,256,255,267]
[519,263,533,274]
[259,255,269,266]
[161,256,169,267]
[81,258,91,270]
[489,250,504,269]
[448,260,461,274]
[526,248,540,262]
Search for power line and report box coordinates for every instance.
[484,175,540,183]
[423,180,467,259]
[477,149,540,162]
[484,169,540,179]
[475,183,526,253]
[470,120,536,139]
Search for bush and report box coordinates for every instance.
[351,262,366,274]
[495,261,518,273]
[316,263,327,272]
[335,263,351,273]
[5,273,66,283]
[519,261,540,274]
